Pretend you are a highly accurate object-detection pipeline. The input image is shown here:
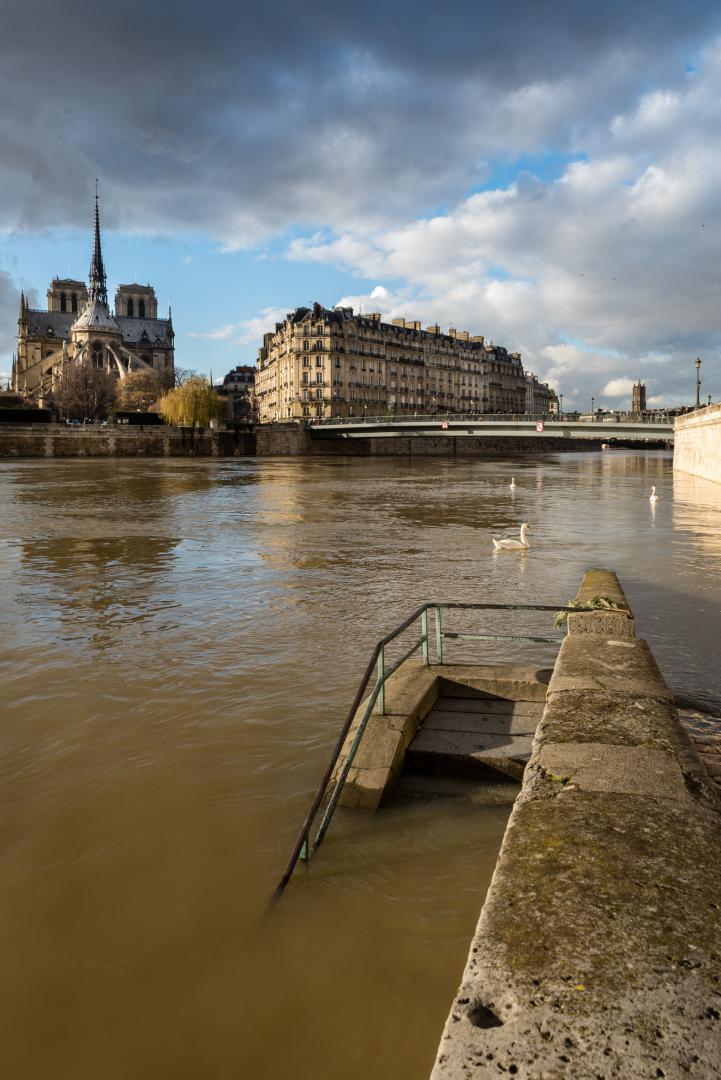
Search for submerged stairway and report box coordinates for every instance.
[404,670,549,783]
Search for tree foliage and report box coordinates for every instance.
[157,377,226,427]
[116,370,162,412]
[52,361,118,420]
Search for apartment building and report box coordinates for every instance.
[256,302,529,422]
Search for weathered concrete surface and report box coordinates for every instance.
[334,662,438,810]
[0,423,254,458]
[432,570,721,1078]
[675,402,721,485]
[335,664,550,809]
[566,567,635,640]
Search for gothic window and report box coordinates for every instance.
[127,299,134,317]
[71,293,78,313]
[138,299,146,318]
[91,341,104,368]
[60,292,67,312]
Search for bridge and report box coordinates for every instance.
[307,412,674,442]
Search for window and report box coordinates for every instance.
[60,292,67,313]
[91,341,104,368]
[127,299,134,317]
[138,299,146,318]
[315,389,322,400]
[303,356,310,367]
[71,293,78,313]
[303,341,309,351]
[315,371,323,384]
[316,357,323,368]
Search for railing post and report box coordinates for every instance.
[300,833,309,861]
[377,647,385,714]
[435,606,443,664]
[421,610,429,665]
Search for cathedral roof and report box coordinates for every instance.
[116,316,172,343]
[25,310,76,337]
[72,298,121,334]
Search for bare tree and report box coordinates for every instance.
[52,361,118,420]
[159,367,199,391]
[116,370,161,412]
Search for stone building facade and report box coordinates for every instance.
[12,197,174,401]
[218,364,257,422]
[256,302,532,422]
[524,372,552,415]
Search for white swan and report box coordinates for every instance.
[510,476,516,491]
[492,523,530,551]
[650,486,659,503]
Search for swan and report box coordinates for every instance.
[492,523,530,551]
[650,486,659,503]
[510,476,517,491]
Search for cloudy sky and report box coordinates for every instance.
[1,0,720,408]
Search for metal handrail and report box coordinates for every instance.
[272,600,603,900]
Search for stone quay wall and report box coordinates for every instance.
[432,569,721,1079]
[256,423,602,457]
[0,424,255,458]
[674,402,721,484]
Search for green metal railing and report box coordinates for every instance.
[272,601,584,900]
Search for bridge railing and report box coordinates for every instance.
[307,411,675,427]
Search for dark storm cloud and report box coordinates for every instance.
[1,0,720,242]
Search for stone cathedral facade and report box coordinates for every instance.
[12,197,174,400]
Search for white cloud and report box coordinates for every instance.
[187,324,236,340]
[234,307,288,346]
[603,377,637,397]
[289,43,721,408]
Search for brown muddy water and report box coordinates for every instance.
[1,451,720,1079]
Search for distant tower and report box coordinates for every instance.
[631,380,646,415]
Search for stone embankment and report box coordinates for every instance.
[0,423,255,458]
[674,402,721,484]
[432,570,721,1079]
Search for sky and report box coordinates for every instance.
[1,0,720,409]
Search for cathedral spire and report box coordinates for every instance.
[88,183,108,307]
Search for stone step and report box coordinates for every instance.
[423,707,541,735]
[433,696,543,716]
[391,772,520,804]
[438,667,553,703]
[406,728,533,781]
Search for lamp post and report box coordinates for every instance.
[559,393,564,419]
[695,357,702,409]
[591,396,595,419]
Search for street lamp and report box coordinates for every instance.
[559,393,564,418]
[695,357,702,409]
[591,396,595,419]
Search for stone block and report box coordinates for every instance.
[548,637,673,700]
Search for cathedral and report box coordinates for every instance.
[12,195,175,400]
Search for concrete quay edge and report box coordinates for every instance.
[431,570,721,1079]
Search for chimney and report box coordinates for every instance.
[391,317,406,328]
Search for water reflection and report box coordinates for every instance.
[673,469,721,560]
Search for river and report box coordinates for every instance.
[1,450,720,1079]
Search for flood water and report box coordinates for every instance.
[1,450,721,1079]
